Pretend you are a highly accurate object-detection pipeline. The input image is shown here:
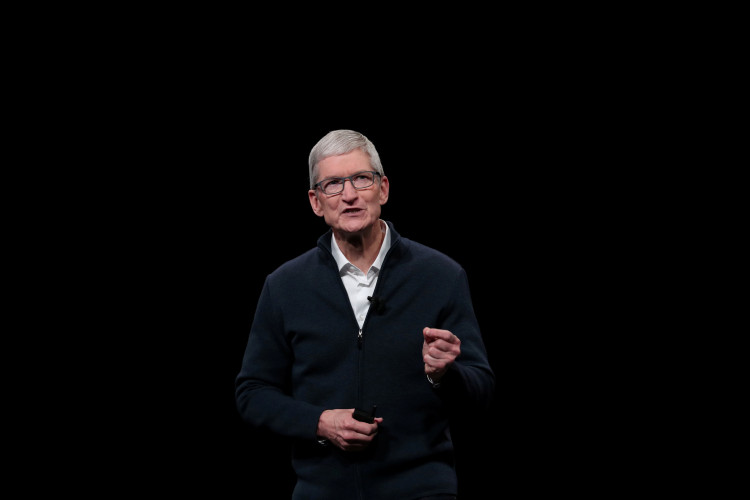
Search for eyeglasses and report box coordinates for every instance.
[314,171,381,195]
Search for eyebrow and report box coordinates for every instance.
[319,171,372,182]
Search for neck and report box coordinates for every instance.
[334,220,385,272]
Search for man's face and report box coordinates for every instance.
[308,149,389,235]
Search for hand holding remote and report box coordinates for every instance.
[352,405,377,423]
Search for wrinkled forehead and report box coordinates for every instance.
[316,149,371,179]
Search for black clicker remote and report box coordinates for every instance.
[352,405,377,423]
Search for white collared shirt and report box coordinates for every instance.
[331,220,391,329]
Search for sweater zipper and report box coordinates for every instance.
[357,328,363,348]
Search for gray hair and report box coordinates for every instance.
[308,129,384,189]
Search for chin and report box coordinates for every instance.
[337,218,370,234]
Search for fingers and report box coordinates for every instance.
[422,328,460,379]
[423,327,459,345]
[423,328,461,358]
[329,410,382,451]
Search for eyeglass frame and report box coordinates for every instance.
[313,170,382,195]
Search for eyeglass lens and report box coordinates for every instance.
[319,172,377,194]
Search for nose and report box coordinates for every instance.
[341,179,359,198]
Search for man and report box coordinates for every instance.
[236,129,494,499]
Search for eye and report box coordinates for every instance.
[323,178,343,189]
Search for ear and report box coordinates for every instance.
[309,189,324,217]
[378,175,389,206]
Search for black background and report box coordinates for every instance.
[162,120,512,498]
[101,81,634,497]
[33,19,674,496]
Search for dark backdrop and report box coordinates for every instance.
[174,123,507,499]
[66,30,646,497]
[121,102,620,497]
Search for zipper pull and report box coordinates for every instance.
[357,329,363,348]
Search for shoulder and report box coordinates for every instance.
[386,221,460,269]
[393,236,463,273]
[269,247,321,278]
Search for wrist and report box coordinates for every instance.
[426,373,442,388]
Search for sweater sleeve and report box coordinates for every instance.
[436,268,495,410]
[235,277,325,441]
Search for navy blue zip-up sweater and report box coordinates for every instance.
[236,221,495,500]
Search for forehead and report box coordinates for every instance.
[317,149,371,177]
